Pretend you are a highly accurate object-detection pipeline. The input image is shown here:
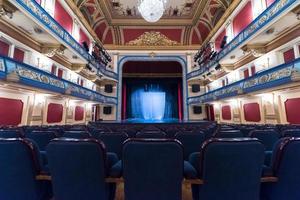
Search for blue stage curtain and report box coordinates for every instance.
[126,78,179,120]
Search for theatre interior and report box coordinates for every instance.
[0,0,300,199]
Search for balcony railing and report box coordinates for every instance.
[188,58,300,104]
[14,0,118,80]
[0,56,117,105]
[187,0,298,80]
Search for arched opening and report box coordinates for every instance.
[120,60,184,122]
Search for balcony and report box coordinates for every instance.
[12,0,118,80]
[187,0,299,80]
[188,58,300,104]
[0,55,117,105]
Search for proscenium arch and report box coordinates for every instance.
[117,55,189,121]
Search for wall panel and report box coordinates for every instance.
[243,103,261,122]
[0,97,23,126]
[47,103,63,123]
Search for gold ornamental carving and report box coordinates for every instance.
[126,31,180,46]
[71,64,85,73]
[41,44,66,57]
[241,44,267,58]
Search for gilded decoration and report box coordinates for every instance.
[126,32,180,46]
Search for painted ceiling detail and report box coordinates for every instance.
[126,31,180,46]
[109,0,196,18]
[75,0,233,47]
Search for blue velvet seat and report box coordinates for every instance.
[0,138,51,200]
[261,137,300,200]
[191,138,265,200]
[63,131,92,139]
[175,131,205,160]
[123,139,184,200]
[281,129,300,137]
[97,132,128,159]
[0,129,23,138]
[249,129,280,166]
[26,131,57,151]
[135,131,166,138]
[46,138,117,200]
[215,130,244,138]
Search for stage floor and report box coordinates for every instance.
[123,118,181,123]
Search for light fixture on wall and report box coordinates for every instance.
[138,0,167,22]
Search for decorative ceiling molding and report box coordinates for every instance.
[76,0,234,47]
[126,31,180,46]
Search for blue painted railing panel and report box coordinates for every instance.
[187,0,298,80]
[14,0,118,80]
[188,58,300,104]
[0,56,117,104]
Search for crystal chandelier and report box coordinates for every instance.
[138,0,167,23]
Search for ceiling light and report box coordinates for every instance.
[138,0,167,23]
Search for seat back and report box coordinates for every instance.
[26,131,57,151]
[123,139,183,200]
[63,131,91,139]
[249,130,280,151]
[215,130,243,138]
[135,131,166,138]
[199,138,264,200]
[0,130,23,138]
[282,129,300,137]
[46,138,109,200]
[175,131,205,160]
[262,138,300,200]
[0,138,42,200]
[97,132,128,159]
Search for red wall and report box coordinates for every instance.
[57,68,63,79]
[233,1,253,36]
[75,106,84,121]
[13,48,25,62]
[285,98,300,124]
[266,0,275,7]
[47,103,63,123]
[243,103,261,122]
[54,0,73,33]
[215,29,226,51]
[0,97,23,126]
[251,65,256,76]
[0,40,9,56]
[79,29,90,46]
[283,49,295,63]
[222,105,232,120]
[244,68,249,78]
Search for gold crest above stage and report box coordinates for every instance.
[126,31,180,46]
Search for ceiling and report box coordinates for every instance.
[74,0,233,47]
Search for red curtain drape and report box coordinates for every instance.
[177,82,183,121]
[122,83,127,120]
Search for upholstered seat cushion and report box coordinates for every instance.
[184,161,198,179]
[109,160,122,178]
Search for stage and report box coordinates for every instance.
[122,118,181,124]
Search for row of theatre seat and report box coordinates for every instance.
[0,122,300,200]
